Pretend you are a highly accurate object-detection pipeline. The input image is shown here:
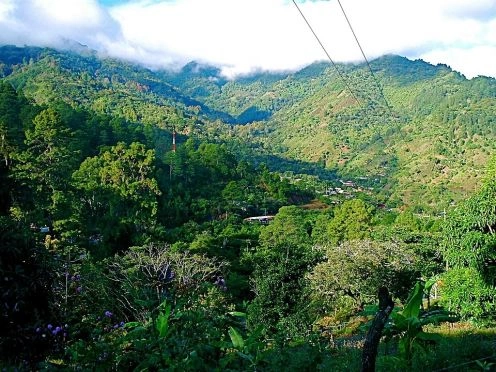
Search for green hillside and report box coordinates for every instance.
[227,56,496,208]
[1,45,495,209]
[155,53,496,209]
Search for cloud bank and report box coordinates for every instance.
[0,0,495,78]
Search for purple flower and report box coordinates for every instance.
[35,327,41,333]
[113,324,119,329]
[76,286,82,293]
[214,276,227,291]
[104,310,113,318]
[55,326,62,333]
[119,321,125,327]
[47,324,53,330]
[159,267,175,282]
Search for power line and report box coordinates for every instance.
[336,0,393,116]
[291,0,361,107]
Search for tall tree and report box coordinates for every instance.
[12,108,77,224]
[0,82,24,214]
[0,82,22,167]
[441,156,496,319]
[72,142,161,253]
[308,240,418,318]
[247,206,318,335]
[327,199,373,245]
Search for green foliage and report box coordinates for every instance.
[246,206,319,335]
[442,169,496,270]
[0,81,28,214]
[0,82,22,160]
[220,325,266,369]
[372,221,444,280]
[258,205,310,248]
[326,199,374,245]
[308,240,418,318]
[439,267,496,320]
[72,142,160,253]
[2,45,496,370]
[440,157,496,320]
[384,282,459,365]
[12,108,79,223]
[63,244,232,370]
[156,301,172,338]
[2,46,496,209]
[102,244,227,320]
[394,208,422,232]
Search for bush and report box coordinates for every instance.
[439,267,496,320]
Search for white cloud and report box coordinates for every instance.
[0,0,495,79]
[421,45,496,79]
[0,0,122,52]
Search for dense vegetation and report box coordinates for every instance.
[1,46,496,370]
[2,46,495,210]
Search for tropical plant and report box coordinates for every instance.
[383,282,458,365]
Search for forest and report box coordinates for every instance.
[1,46,496,370]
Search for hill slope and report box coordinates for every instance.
[1,45,495,208]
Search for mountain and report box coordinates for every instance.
[249,56,496,208]
[1,45,495,209]
[0,45,235,127]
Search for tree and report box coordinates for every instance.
[440,156,496,319]
[0,82,22,167]
[103,244,227,321]
[307,240,418,318]
[311,212,333,245]
[196,142,237,180]
[12,108,78,224]
[258,205,310,248]
[394,208,422,232]
[442,157,496,270]
[221,180,248,214]
[0,82,24,214]
[440,267,496,320]
[247,206,318,335]
[327,199,373,245]
[72,142,161,253]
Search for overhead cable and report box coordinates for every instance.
[291,0,361,107]
[336,0,393,115]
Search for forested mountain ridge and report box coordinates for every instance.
[0,45,234,128]
[229,56,496,208]
[1,45,495,209]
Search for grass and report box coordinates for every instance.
[324,322,496,371]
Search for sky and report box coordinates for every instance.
[0,0,495,79]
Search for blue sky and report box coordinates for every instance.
[99,0,125,5]
[1,0,495,78]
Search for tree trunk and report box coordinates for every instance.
[361,287,394,372]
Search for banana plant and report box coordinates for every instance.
[219,311,265,369]
[155,300,172,338]
[225,326,265,367]
[384,281,459,364]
